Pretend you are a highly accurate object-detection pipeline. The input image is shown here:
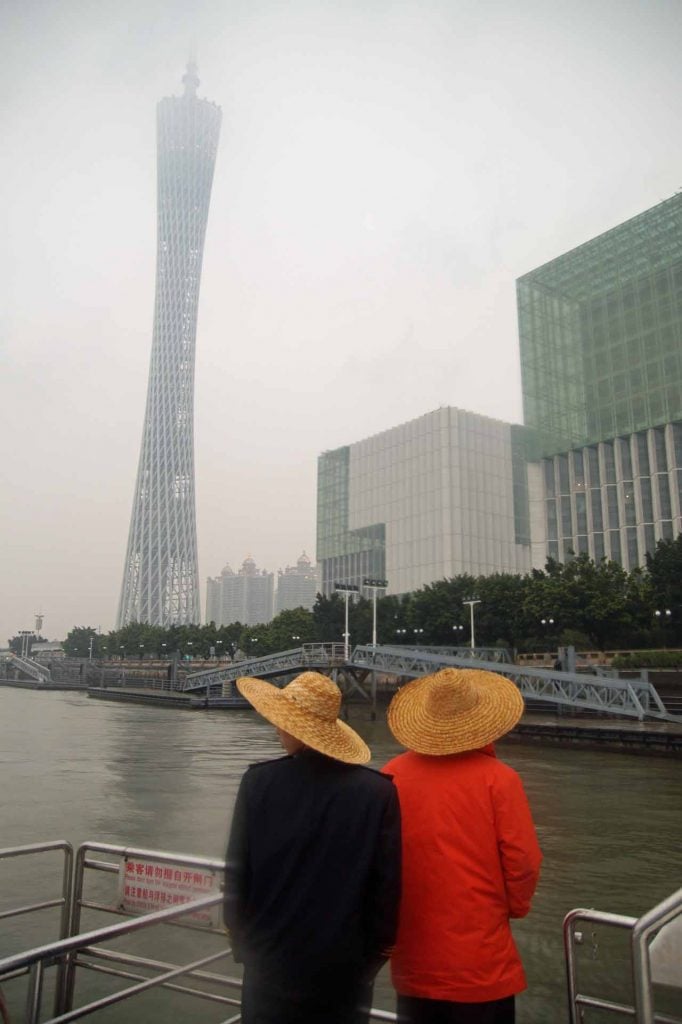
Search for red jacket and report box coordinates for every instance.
[383,747,542,1003]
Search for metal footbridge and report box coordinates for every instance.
[5,654,51,684]
[183,643,681,724]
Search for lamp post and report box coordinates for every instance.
[540,617,555,642]
[291,634,301,646]
[413,628,424,646]
[463,599,481,650]
[334,583,359,661]
[655,608,672,648]
[161,642,167,659]
[362,578,388,648]
[119,645,125,661]
[395,628,407,644]
[88,636,94,661]
[452,624,464,646]
[139,643,144,661]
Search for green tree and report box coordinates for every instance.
[63,626,101,658]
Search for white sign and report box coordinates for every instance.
[118,856,222,929]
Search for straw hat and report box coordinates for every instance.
[237,671,370,765]
[387,667,524,755]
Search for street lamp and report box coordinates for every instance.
[119,645,125,661]
[139,643,144,660]
[363,578,388,648]
[463,599,481,650]
[334,583,360,661]
[88,636,94,661]
[291,634,301,645]
[161,642,167,658]
[655,609,672,648]
[413,628,424,645]
[452,624,464,644]
[395,628,407,643]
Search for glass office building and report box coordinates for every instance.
[520,194,682,569]
[317,408,531,596]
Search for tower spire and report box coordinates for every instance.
[182,58,200,97]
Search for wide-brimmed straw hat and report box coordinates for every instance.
[237,671,370,764]
[387,667,524,755]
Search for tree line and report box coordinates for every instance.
[17,535,682,660]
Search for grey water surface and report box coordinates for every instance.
[1,688,680,1022]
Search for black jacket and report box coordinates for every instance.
[224,749,401,991]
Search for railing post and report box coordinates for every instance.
[53,843,74,1015]
[25,960,44,1024]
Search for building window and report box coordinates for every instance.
[653,428,668,472]
[609,530,622,564]
[617,437,633,479]
[603,442,616,484]
[576,492,588,534]
[644,525,656,556]
[626,527,639,568]
[636,432,650,475]
[558,455,570,493]
[640,478,654,522]
[590,489,604,531]
[587,446,600,486]
[658,474,672,519]
[593,533,605,560]
[607,485,619,529]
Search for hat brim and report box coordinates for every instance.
[388,669,524,755]
[237,676,371,764]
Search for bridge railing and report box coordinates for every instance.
[7,654,52,683]
[183,643,347,693]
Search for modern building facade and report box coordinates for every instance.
[317,407,532,596]
[118,64,221,627]
[206,557,274,627]
[275,553,320,614]
[520,193,682,570]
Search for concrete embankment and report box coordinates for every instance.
[506,715,682,757]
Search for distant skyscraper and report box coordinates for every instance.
[206,557,275,627]
[118,64,221,627]
[275,552,320,614]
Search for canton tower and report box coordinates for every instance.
[117,64,221,627]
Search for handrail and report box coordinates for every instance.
[563,890,682,1024]
[0,840,73,1014]
[3,896,230,1024]
[633,888,682,1023]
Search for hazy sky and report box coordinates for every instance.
[2,0,682,643]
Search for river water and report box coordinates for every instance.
[1,688,680,1022]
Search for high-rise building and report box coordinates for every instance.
[317,407,531,596]
[205,557,275,627]
[118,64,221,627]
[275,553,320,614]
[519,194,682,569]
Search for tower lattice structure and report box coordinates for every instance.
[118,64,221,627]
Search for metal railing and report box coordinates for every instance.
[6,655,51,683]
[183,643,347,694]
[564,888,682,1023]
[0,839,397,1022]
[0,841,73,1014]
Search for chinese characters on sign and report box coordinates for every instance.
[118,857,222,928]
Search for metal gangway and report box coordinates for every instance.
[348,645,680,723]
[182,642,680,723]
[5,655,51,684]
[183,643,348,697]
[0,839,396,1024]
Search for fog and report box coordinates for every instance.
[2,0,681,642]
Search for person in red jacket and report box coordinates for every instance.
[383,666,542,1024]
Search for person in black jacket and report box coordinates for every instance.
[224,670,401,1024]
